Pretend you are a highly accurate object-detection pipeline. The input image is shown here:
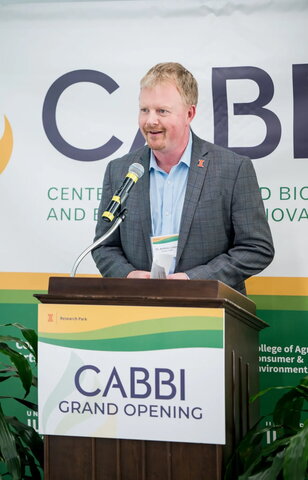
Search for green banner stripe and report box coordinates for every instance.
[0,303,38,326]
[40,315,223,341]
[153,235,178,244]
[39,330,223,351]
[0,290,45,304]
[249,295,308,311]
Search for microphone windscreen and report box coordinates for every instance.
[129,162,144,179]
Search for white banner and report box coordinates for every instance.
[0,0,307,277]
[38,304,225,444]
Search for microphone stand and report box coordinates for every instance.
[70,208,127,278]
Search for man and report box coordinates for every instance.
[92,62,274,294]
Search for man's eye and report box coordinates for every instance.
[159,109,168,114]
[140,108,148,113]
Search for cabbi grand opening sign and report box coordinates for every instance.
[38,304,225,444]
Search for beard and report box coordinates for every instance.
[144,129,166,150]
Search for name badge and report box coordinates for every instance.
[150,234,179,278]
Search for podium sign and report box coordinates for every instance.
[38,304,225,445]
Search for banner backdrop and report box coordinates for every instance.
[0,0,307,444]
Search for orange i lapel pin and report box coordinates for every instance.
[197,158,205,168]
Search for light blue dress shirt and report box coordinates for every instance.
[149,131,192,238]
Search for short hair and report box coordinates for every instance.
[140,62,198,106]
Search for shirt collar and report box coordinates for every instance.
[149,130,193,171]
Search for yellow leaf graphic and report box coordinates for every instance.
[0,116,13,174]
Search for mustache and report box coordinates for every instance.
[144,129,164,133]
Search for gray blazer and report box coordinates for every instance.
[92,132,274,294]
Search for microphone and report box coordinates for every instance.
[102,162,145,222]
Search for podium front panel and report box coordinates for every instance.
[38,304,226,445]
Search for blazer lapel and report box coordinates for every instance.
[176,135,209,266]
[137,148,153,265]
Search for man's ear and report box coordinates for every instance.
[187,105,196,123]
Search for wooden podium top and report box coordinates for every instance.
[35,276,257,316]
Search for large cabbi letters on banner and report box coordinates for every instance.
[42,70,123,161]
[292,63,308,159]
[74,365,186,400]
[213,64,308,159]
[42,65,308,161]
[212,66,282,159]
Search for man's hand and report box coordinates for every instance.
[127,270,151,279]
[167,273,189,280]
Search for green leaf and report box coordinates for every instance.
[273,389,303,434]
[260,436,290,456]
[250,385,295,404]
[0,403,21,480]
[14,324,37,363]
[225,417,286,479]
[0,375,14,383]
[238,426,264,469]
[0,396,38,411]
[24,450,43,479]
[32,375,38,388]
[0,343,32,397]
[237,440,288,480]
[237,419,288,470]
[238,450,285,480]
[0,365,18,373]
[0,370,37,388]
[283,419,308,480]
[236,377,308,480]
[0,324,37,362]
[13,434,27,478]
[0,335,31,351]
[0,366,18,383]
[298,376,308,388]
[7,416,44,467]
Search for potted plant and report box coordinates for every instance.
[225,376,308,480]
[0,323,43,479]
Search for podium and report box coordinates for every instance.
[36,277,267,480]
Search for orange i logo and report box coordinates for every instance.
[0,115,13,174]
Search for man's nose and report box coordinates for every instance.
[146,111,159,126]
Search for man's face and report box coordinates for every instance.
[138,82,195,155]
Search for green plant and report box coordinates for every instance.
[0,323,43,479]
[225,376,308,480]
